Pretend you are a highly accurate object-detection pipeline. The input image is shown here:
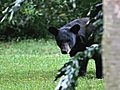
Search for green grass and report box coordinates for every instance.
[0,39,104,90]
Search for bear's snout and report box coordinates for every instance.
[61,43,71,54]
[61,50,68,54]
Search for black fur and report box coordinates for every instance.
[48,18,103,79]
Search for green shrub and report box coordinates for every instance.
[0,0,101,41]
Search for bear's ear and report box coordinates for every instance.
[69,24,80,34]
[48,27,59,36]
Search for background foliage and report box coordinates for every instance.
[0,0,101,41]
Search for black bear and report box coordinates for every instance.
[48,18,103,79]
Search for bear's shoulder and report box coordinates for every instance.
[60,18,89,30]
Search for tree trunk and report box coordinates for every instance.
[103,0,120,90]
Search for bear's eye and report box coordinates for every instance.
[59,40,64,43]
[67,40,72,45]
[67,40,70,42]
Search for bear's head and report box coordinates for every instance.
[48,24,80,54]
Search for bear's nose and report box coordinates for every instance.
[61,50,68,54]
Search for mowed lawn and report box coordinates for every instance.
[0,39,104,90]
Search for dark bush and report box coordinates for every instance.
[0,0,101,41]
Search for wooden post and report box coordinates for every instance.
[103,0,120,90]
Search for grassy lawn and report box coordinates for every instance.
[0,39,104,90]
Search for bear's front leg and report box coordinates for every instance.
[79,57,89,76]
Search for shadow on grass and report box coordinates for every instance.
[86,70,96,79]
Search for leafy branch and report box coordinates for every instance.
[0,0,25,23]
[54,44,101,90]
